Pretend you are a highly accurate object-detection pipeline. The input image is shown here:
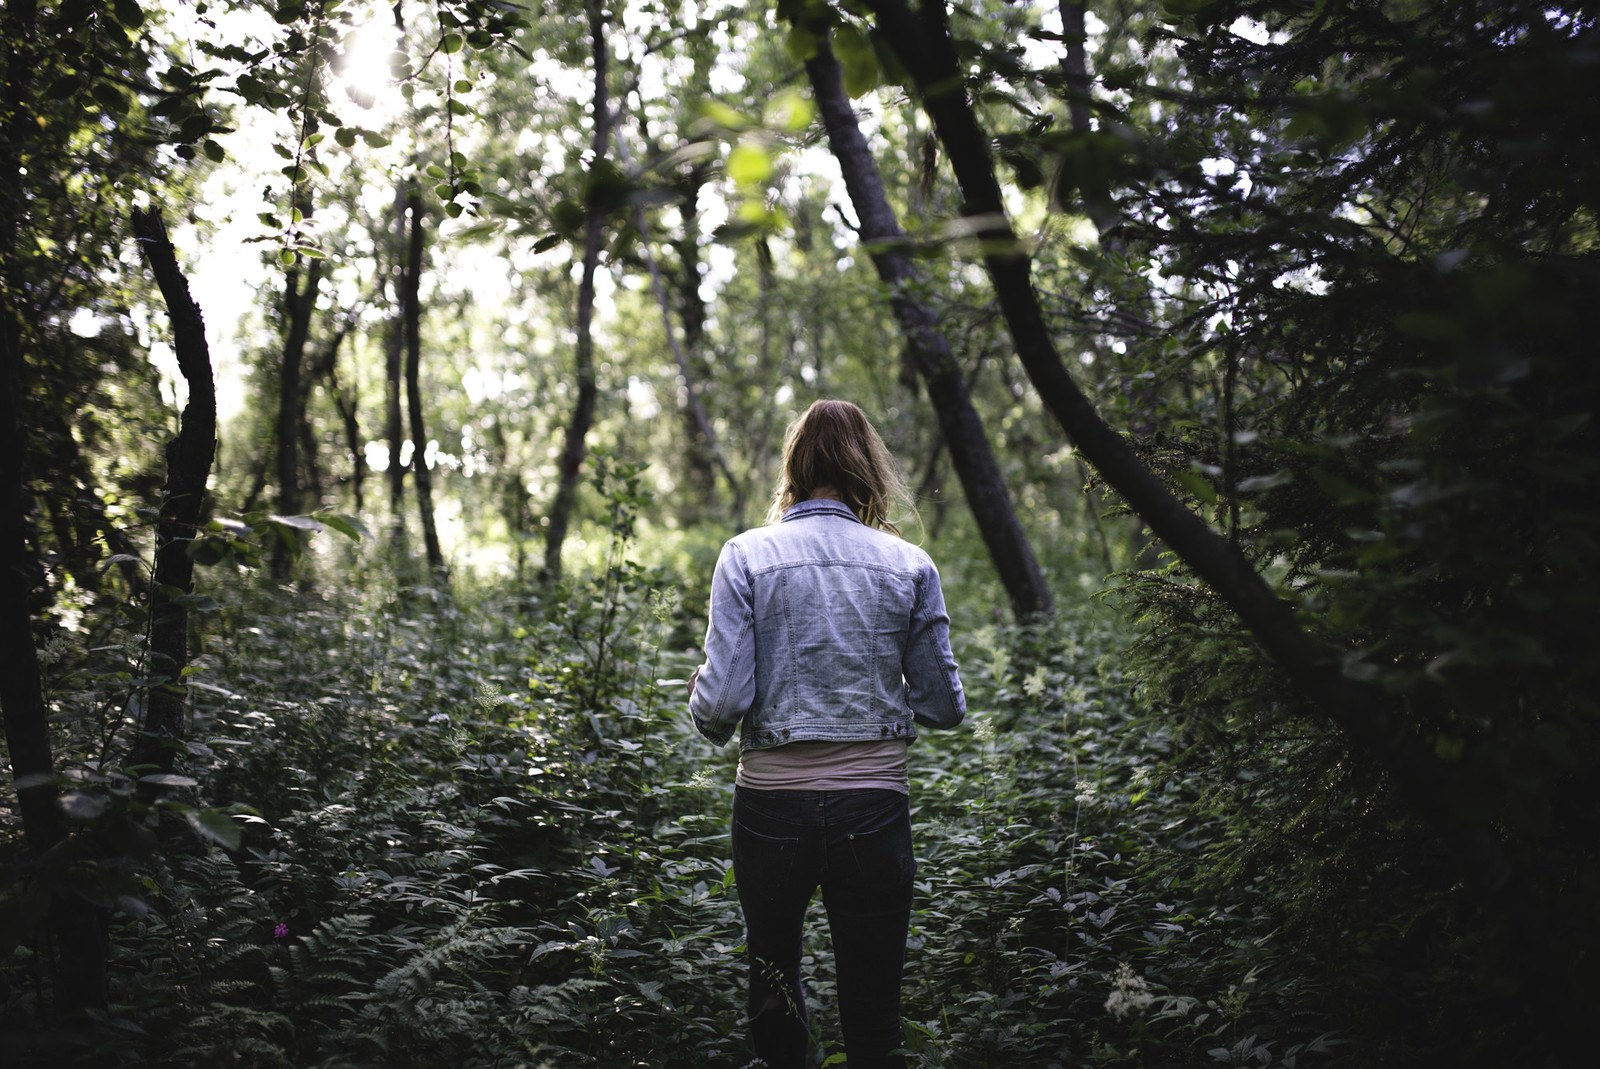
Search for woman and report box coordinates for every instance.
[688,399,966,1068]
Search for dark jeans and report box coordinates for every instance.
[731,786,916,1069]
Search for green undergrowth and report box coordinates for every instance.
[2,547,1338,1067]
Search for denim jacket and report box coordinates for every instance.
[689,499,966,750]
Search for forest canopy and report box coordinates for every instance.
[1,0,1596,1065]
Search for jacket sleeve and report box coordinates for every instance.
[688,540,756,747]
[903,557,966,729]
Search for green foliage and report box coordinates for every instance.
[4,547,1340,1066]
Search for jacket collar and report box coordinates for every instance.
[781,499,862,524]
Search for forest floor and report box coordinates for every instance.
[2,562,1339,1067]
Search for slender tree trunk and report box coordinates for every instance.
[672,162,719,511]
[0,0,72,917]
[543,0,609,581]
[327,356,364,514]
[803,32,1053,620]
[401,183,445,574]
[128,208,217,782]
[385,183,407,534]
[861,0,1413,764]
[271,203,322,579]
[298,320,353,511]
[612,135,738,518]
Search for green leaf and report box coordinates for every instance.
[265,513,325,532]
[697,100,752,132]
[185,808,242,851]
[112,0,146,30]
[186,537,231,565]
[441,32,464,54]
[1175,468,1218,505]
[316,513,369,540]
[765,88,814,134]
[784,22,820,64]
[727,143,773,187]
[139,773,199,788]
[834,25,880,98]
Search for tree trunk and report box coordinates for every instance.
[860,0,1410,763]
[385,182,408,534]
[271,200,322,580]
[803,31,1053,620]
[127,208,217,784]
[400,183,445,575]
[0,0,71,917]
[612,134,738,519]
[0,1,106,1015]
[543,0,610,582]
[672,162,719,512]
[327,355,364,514]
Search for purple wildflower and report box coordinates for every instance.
[273,922,289,940]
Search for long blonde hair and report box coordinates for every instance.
[765,399,913,534]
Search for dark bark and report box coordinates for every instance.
[543,0,609,582]
[613,135,739,518]
[127,208,217,783]
[804,33,1053,620]
[2,4,110,1014]
[861,0,1413,766]
[401,183,445,574]
[385,182,408,530]
[1059,1,1094,139]
[672,163,720,510]
[271,205,323,579]
[0,0,68,879]
[327,355,364,514]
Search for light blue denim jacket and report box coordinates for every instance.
[689,499,966,750]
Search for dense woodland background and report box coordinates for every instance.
[2,0,1596,1065]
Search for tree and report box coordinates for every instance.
[271,190,324,580]
[127,209,218,783]
[799,24,1054,620]
[543,0,612,581]
[400,181,446,575]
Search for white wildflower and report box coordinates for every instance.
[1104,962,1155,1019]
[475,682,505,713]
[991,648,1012,683]
[648,587,679,623]
[1022,665,1048,698]
[1074,779,1099,806]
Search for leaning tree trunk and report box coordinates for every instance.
[543,0,609,582]
[128,208,218,784]
[803,31,1053,620]
[400,182,445,575]
[859,0,1420,772]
